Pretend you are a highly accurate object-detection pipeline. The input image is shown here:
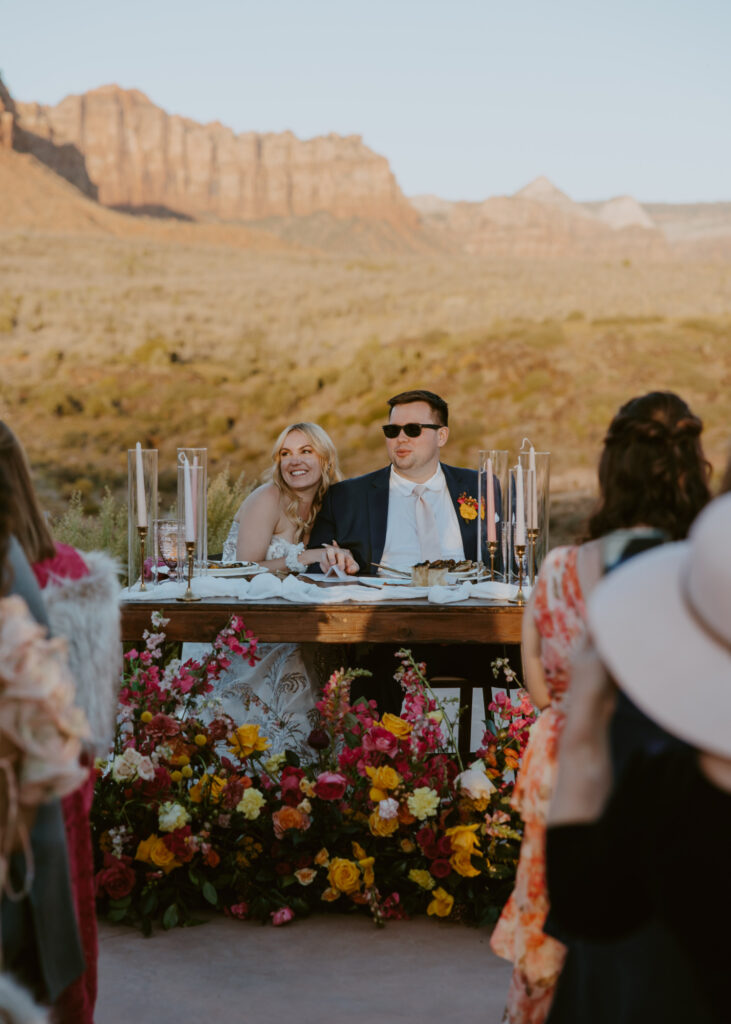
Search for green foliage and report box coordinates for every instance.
[207,466,251,555]
[51,488,127,564]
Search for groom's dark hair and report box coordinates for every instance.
[387,390,449,426]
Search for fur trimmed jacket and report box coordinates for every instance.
[41,550,122,755]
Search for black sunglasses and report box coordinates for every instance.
[381,423,441,439]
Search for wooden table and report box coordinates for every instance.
[120,597,524,646]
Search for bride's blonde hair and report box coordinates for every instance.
[269,423,342,540]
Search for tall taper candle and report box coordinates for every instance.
[486,457,497,543]
[528,445,538,530]
[135,442,147,528]
[515,463,526,546]
[183,456,195,544]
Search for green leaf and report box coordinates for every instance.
[162,903,179,930]
[141,890,158,917]
[107,907,129,923]
[202,880,218,906]
[108,896,132,909]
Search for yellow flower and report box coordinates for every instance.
[140,711,153,723]
[427,887,454,917]
[149,837,182,874]
[227,724,270,758]
[368,810,400,837]
[170,770,183,783]
[380,713,412,739]
[189,774,226,804]
[407,787,440,820]
[321,887,340,902]
[314,847,330,867]
[194,733,208,747]
[460,503,477,521]
[400,838,416,853]
[328,857,361,894]
[181,764,193,778]
[358,856,375,887]
[135,833,158,865]
[352,841,367,860]
[366,764,402,801]
[299,778,316,798]
[446,824,482,877]
[171,753,190,767]
[408,868,435,891]
[236,788,266,820]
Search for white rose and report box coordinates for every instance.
[378,797,400,820]
[236,788,266,820]
[455,764,496,801]
[111,747,143,782]
[158,801,191,832]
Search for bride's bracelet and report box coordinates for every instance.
[285,542,306,574]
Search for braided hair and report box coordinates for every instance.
[587,391,712,541]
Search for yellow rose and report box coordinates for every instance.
[314,847,330,866]
[452,850,481,878]
[366,764,402,801]
[380,713,412,739]
[135,833,158,865]
[140,711,153,723]
[409,868,435,890]
[328,857,362,894]
[352,841,367,860]
[446,824,482,877]
[149,837,182,874]
[236,788,266,820]
[358,856,375,888]
[427,887,454,917]
[368,810,400,837]
[227,724,271,758]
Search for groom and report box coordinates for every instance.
[309,389,478,574]
[309,389,484,715]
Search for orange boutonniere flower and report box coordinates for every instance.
[457,493,483,521]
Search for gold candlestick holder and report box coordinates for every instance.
[527,527,539,587]
[515,543,526,605]
[487,540,498,581]
[137,525,148,591]
[176,540,201,602]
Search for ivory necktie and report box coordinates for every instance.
[412,484,442,561]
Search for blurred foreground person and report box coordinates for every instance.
[547,492,731,1024]
[490,392,711,1023]
[0,422,121,1024]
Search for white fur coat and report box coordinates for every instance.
[42,550,122,755]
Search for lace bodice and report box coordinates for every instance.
[222,519,302,565]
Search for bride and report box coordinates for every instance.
[213,422,357,756]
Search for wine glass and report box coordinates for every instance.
[156,519,182,581]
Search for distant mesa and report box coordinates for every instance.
[594,195,657,231]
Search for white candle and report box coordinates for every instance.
[183,456,195,544]
[515,463,526,546]
[191,454,199,533]
[135,442,147,528]
[486,457,497,543]
[528,445,538,530]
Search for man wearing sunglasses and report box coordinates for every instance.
[309,389,478,575]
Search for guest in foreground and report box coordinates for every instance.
[214,423,356,755]
[490,391,712,1024]
[546,492,731,1024]
[0,421,121,1024]
[0,463,89,1021]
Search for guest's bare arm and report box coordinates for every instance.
[521,590,551,710]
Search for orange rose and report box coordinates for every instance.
[272,805,311,839]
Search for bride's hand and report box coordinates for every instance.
[320,540,359,575]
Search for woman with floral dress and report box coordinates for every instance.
[490,391,712,1023]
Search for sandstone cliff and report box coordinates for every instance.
[14,85,419,230]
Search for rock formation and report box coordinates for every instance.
[14,85,419,229]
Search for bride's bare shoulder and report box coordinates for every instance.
[236,482,281,521]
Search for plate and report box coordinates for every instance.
[446,569,488,584]
[207,562,266,578]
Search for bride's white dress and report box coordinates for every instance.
[197,530,324,758]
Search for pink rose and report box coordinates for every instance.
[271,906,294,926]
[362,726,399,758]
[227,902,249,920]
[313,771,347,801]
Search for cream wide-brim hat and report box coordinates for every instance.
[587,493,731,758]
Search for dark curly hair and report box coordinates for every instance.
[587,391,712,541]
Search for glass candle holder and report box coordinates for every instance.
[477,450,509,579]
[127,447,158,589]
[177,448,207,573]
[518,448,551,577]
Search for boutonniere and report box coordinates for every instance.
[457,493,483,521]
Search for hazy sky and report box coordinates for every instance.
[3,0,729,202]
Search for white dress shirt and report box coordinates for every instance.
[380,465,465,571]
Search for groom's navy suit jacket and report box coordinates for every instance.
[309,463,479,574]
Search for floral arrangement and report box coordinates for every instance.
[92,613,534,932]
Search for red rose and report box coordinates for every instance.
[362,727,399,758]
[415,826,438,859]
[95,854,136,900]
[430,858,452,878]
[313,771,347,801]
[280,767,305,806]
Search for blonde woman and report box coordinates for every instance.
[212,424,355,755]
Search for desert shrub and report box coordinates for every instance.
[207,466,252,555]
[51,489,127,565]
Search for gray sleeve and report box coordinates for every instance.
[6,536,50,630]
